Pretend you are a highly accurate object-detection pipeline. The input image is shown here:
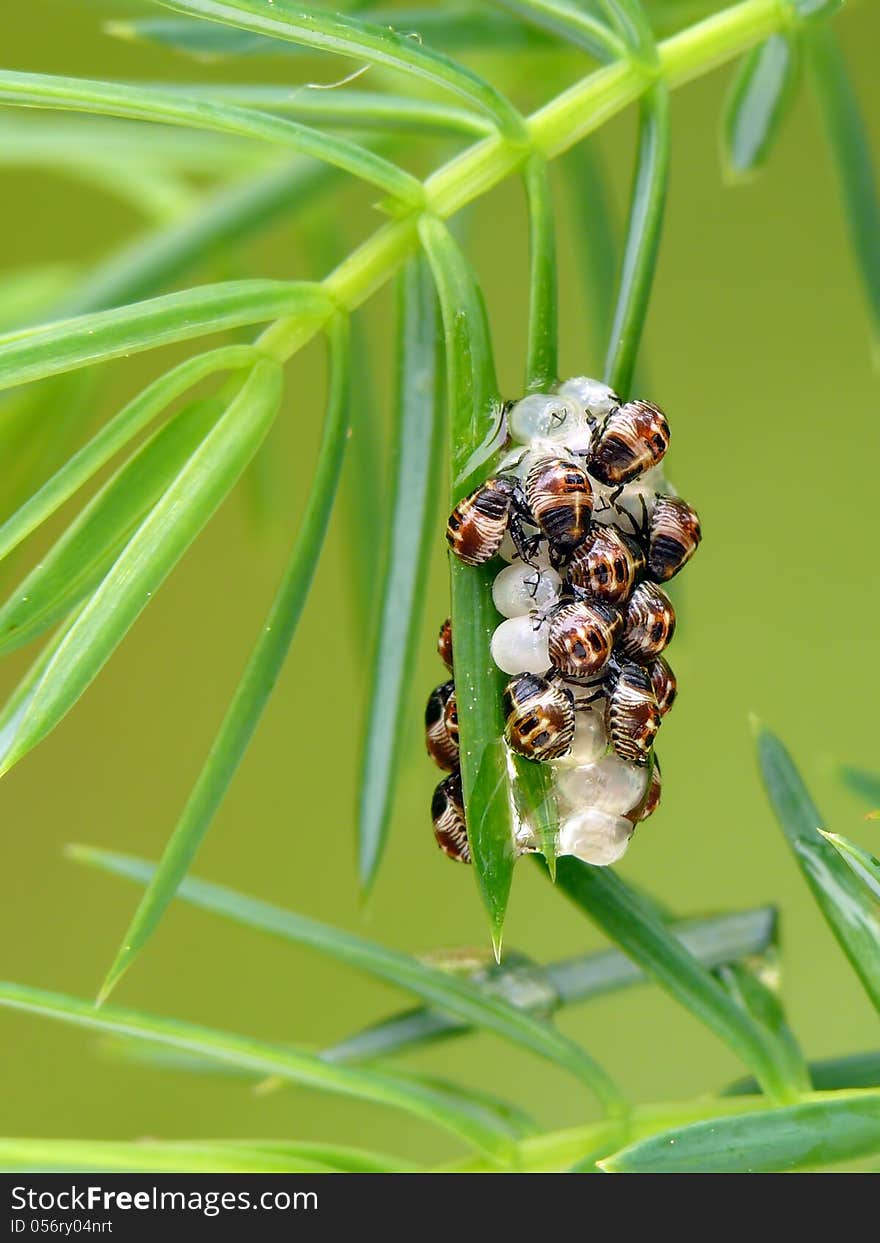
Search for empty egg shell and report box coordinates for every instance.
[556,807,633,866]
[492,563,562,618]
[555,753,649,815]
[509,393,587,445]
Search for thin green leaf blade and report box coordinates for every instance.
[806,22,880,358]
[418,213,516,953]
[0,71,423,206]
[727,1050,880,1096]
[0,397,226,655]
[0,346,258,566]
[0,982,510,1160]
[755,725,880,1012]
[99,325,351,1002]
[820,831,880,904]
[0,1138,346,1174]
[551,857,799,1101]
[358,258,443,893]
[487,0,625,62]
[511,755,558,880]
[325,906,779,1064]
[716,962,811,1095]
[604,81,670,398]
[721,33,801,179]
[0,280,329,394]
[601,1093,880,1173]
[72,845,625,1112]
[157,0,527,140]
[0,361,283,778]
[112,9,556,58]
[523,155,558,394]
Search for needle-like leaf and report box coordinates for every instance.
[523,155,558,394]
[0,982,511,1160]
[98,322,351,1002]
[323,906,779,1063]
[157,0,528,141]
[721,33,801,179]
[0,280,330,394]
[601,1092,880,1173]
[0,345,258,566]
[727,1050,880,1097]
[0,361,283,778]
[604,81,670,398]
[805,22,880,358]
[755,725,880,1014]
[487,0,626,62]
[820,832,880,905]
[72,844,625,1113]
[0,396,226,655]
[418,214,516,957]
[551,857,803,1102]
[0,1137,410,1174]
[0,71,424,206]
[357,259,443,893]
[111,9,556,59]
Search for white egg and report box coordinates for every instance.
[509,394,588,446]
[556,376,620,420]
[555,753,649,815]
[551,707,607,767]
[492,563,562,618]
[556,807,633,866]
[498,528,550,566]
[490,615,551,676]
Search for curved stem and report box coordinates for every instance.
[259,0,794,364]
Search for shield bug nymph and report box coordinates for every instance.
[646,494,702,582]
[503,673,575,762]
[437,617,453,672]
[523,455,593,562]
[618,581,676,662]
[425,680,459,772]
[567,523,645,605]
[446,476,520,566]
[647,655,677,716]
[432,771,470,863]
[605,659,661,765]
[547,599,622,679]
[587,399,671,486]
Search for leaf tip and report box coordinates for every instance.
[96,954,130,1009]
[747,712,765,740]
[865,809,880,822]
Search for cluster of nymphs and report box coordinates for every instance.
[427,376,702,869]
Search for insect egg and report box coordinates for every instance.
[492,563,562,618]
[646,495,702,582]
[547,600,621,678]
[446,476,518,566]
[431,771,470,863]
[618,581,676,662]
[556,807,633,866]
[587,399,671,486]
[437,617,453,671]
[424,680,459,772]
[503,673,575,762]
[490,614,552,676]
[567,524,645,605]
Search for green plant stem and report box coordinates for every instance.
[258,0,800,364]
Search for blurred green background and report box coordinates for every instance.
[1,1,878,1165]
